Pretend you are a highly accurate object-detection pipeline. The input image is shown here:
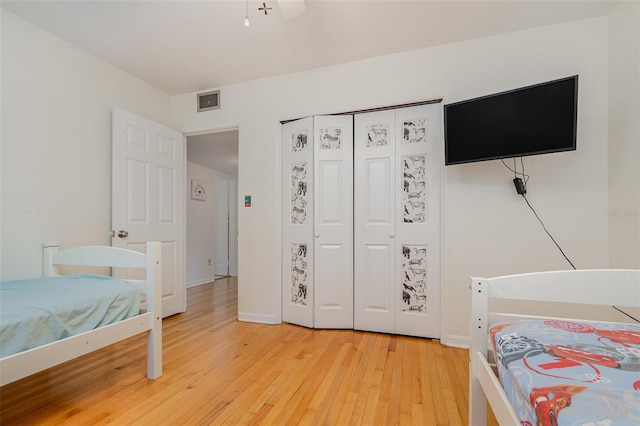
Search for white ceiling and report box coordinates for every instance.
[187,130,239,177]
[1,0,616,175]
[2,0,615,96]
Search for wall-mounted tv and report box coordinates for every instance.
[444,75,578,166]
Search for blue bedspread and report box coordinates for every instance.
[492,319,640,425]
[0,274,140,358]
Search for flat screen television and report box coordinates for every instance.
[444,75,578,166]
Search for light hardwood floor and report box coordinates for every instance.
[0,277,493,425]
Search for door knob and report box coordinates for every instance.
[390,233,395,238]
[117,230,129,238]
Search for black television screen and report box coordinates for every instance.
[444,76,578,165]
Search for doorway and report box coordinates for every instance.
[186,129,238,289]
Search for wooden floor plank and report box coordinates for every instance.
[0,277,478,425]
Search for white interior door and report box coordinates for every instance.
[354,110,397,333]
[282,117,315,328]
[213,175,229,277]
[313,115,353,329]
[112,107,186,318]
[394,105,441,338]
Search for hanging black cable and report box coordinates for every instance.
[503,158,639,323]
[520,193,577,270]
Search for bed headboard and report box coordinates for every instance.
[43,242,149,275]
[472,269,640,308]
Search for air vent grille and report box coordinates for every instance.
[197,90,220,112]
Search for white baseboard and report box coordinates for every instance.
[187,276,216,288]
[238,312,280,325]
[440,334,469,349]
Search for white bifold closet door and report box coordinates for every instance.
[282,115,354,329]
[354,105,442,338]
[282,105,441,338]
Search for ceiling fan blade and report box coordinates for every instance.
[277,0,307,19]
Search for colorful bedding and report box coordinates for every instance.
[491,319,640,426]
[0,274,140,358]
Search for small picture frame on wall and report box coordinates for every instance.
[191,179,206,201]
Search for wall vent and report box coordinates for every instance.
[197,90,220,112]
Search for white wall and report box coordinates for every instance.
[173,17,612,342]
[608,1,640,269]
[186,162,217,287]
[186,161,238,286]
[1,11,173,280]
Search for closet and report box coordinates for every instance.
[282,104,441,338]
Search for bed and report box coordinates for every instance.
[0,241,162,386]
[469,269,640,425]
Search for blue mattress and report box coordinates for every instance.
[492,319,640,425]
[0,274,141,358]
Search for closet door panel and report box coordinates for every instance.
[317,161,343,223]
[363,245,392,310]
[365,158,391,225]
[359,243,395,333]
[282,117,315,328]
[313,115,353,329]
[315,243,348,327]
[395,105,442,338]
[354,110,396,333]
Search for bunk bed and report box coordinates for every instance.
[469,269,640,425]
[0,241,162,386]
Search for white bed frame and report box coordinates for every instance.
[0,241,163,386]
[469,269,640,425]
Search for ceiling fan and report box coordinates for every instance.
[245,0,306,26]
